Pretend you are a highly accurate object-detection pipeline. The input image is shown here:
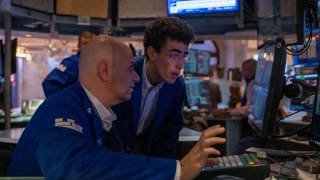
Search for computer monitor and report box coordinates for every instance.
[309,42,320,148]
[248,38,287,137]
[310,69,320,148]
[184,49,211,76]
[166,0,239,17]
[310,84,320,148]
[0,40,3,76]
[185,77,210,108]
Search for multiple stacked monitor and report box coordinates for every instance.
[248,0,320,149]
[184,49,212,108]
[248,36,320,148]
[181,0,320,149]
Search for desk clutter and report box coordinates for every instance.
[183,109,209,132]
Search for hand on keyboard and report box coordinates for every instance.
[197,153,270,180]
[180,125,226,180]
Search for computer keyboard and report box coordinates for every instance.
[196,153,270,179]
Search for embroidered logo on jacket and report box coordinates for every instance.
[55,118,83,133]
[56,64,67,72]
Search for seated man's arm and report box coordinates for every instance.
[35,107,177,179]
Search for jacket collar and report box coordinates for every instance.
[131,56,176,141]
[72,82,107,146]
[81,85,117,131]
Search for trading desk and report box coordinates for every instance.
[178,127,201,142]
[0,128,24,144]
[0,115,32,129]
[278,119,309,133]
[0,127,201,144]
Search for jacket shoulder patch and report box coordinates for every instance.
[56,64,67,72]
[55,118,83,133]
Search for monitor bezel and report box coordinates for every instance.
[249,37,287,138]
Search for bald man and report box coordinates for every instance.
[212,59,257,119]
[8,36,225,179]
[42,31,96,97]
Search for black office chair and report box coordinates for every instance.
[0,148,12,176]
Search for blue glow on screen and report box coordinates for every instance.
[167,0,239,15]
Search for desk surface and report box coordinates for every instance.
[0,127,201,144]
[0,115,32,123]
[179,127,201,142]
[0,128,24,144]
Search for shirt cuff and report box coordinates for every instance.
[174,160,181,180]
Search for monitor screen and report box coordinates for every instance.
[185,77,211,108]
[248,38,287,137]
[184,49,211,76]
[167,0,239,16]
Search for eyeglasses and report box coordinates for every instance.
[159,50,189,64]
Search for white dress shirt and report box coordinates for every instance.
[137,58,164,134]
[82,85,116,131]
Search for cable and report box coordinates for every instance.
[267,155,298,178]
[287,150,320,179]
[275,107,312,124]
[286,15,313,55]
[269,141,320,177]
[280,156,296,177]
[286,20,313,56]
[267,156,296,173]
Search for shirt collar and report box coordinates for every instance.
[142,57,164,90]
[81,85,117,131]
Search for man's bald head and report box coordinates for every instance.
[79,35,139,107]
[79,35,132,79]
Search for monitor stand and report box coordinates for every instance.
[245,137,319,157]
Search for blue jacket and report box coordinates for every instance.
[42,53,80,97]
[112,56,185,158]
[8,82,176,179]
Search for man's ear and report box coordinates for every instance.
[97,61,109,82]
[146,46,158,61]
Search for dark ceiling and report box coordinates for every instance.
[0,0,257,37]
